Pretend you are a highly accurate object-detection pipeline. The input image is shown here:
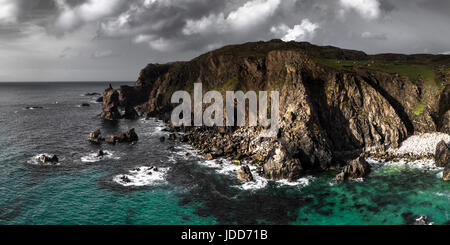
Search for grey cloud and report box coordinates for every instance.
[1,0,450,81]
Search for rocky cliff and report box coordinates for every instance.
[102,40,450,181]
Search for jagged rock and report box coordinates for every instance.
[414,216,431,225]
[96,150,108,158]
[85,92,101,96]
[105,136,117,144]
[444,167,450,181]
[435,140,450,167]
[117,128,139,143]
[336,157,371,181]
[237,165,254,182]
[100,88,121,120]
[39,154,59,164]
[205,154,213,161]
[88,129,104,144]
[96,96,103,103]
[120,176,131,183]
[263,144,303,181]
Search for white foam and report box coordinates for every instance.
[113,166,170,187]
[276,176,316,187]
[197,156,315,190]
[27,154,62,166]
[388,133,450,156]
[368,157,442,171]
[80,150,119,163]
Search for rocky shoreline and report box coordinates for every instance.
[96,40,450,182]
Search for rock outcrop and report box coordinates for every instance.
[263,144,303,181]
[88,129,104,144]
[117,128,139,143]
[237,165,254,182]
[435,140,450,167]
[100,88,121,120]
[444,167,450,181]
[335,157,371,181]
[39,154,59,164]
[101,40,450,181]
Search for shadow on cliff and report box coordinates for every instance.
[300,70,363,164]
[361,75,415,136]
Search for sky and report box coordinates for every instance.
[0,0,449,82]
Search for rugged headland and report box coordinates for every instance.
[99,40,450,181]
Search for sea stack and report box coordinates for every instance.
[100,87,121,121]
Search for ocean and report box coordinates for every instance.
[0,82,448,225]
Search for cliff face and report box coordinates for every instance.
[105,40,450,181]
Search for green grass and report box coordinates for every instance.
[413,103,425,116]
[315,59,438,86]
[220,77,239,92]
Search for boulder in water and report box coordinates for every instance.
[120,175,131,183]
[39,154,59,164]
[81,103,90,107]
[117,128,139,143]
[88,129,104,144]
[414,215,431,225]
[96,150,108,158]
[105,136,117,145]
[444,167,450,181]
[336,157,371,181]
[237,165,254,182]
[435,140,450,167]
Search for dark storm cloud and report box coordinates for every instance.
[1,0,450,81]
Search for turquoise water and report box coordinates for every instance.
[0,82,448,225]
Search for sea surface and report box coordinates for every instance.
[0,82,449,225]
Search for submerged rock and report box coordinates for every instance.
[39,154,59,164]
[100,88,121,121]
[81,103,90,107]
[435,140,450,167]
[444,167,450,181]
[88,129,104,144]
[237,165,254,182]
[335,157,371,181]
